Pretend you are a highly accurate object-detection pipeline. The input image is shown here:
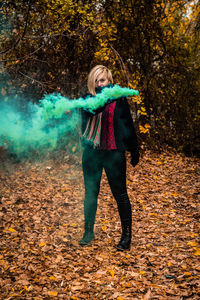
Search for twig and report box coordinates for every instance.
[109,43,130,84]
[18,71,45,87]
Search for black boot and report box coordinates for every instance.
[79,222,94,245]
[114,192,132,251]
[116,220,131,251]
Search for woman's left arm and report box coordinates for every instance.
[119,97,140,166]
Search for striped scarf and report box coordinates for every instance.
[82,113,102,148]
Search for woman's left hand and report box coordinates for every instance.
[131,150,139,167]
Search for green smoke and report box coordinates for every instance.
[40,84,139,119]
[0,100,80,158]
[0,85,139,158]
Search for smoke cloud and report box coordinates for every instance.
[0,85,139,158]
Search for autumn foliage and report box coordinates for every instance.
[0,151,200,299]
[0,0,200,156]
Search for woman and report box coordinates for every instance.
[79,65,139,250]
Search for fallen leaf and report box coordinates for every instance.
[8,227,16,232]
[143,289,151,300]
[47,291,58,296]
[49,276,57,281]
[194,248,200,255]
[187,241,198,247]
[39,242,46,247]
[107,269,115,278]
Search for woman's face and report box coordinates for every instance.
[95,72,110,87]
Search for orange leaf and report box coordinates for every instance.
[187,241,198,247]
[8,227,16,232]
[101,225,107,231]
[107,269,115,278]
[49,276,57,281]
[47,291,58,296]
[194,248,200,255]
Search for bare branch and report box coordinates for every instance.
[109,43,130,84]
[18,71,45,87]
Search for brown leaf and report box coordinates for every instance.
[142,289,151,300]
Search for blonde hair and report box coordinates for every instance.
[87,65,113,95]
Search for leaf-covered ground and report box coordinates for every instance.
[0,150,199,299]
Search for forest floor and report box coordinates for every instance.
[0,150,199,300]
